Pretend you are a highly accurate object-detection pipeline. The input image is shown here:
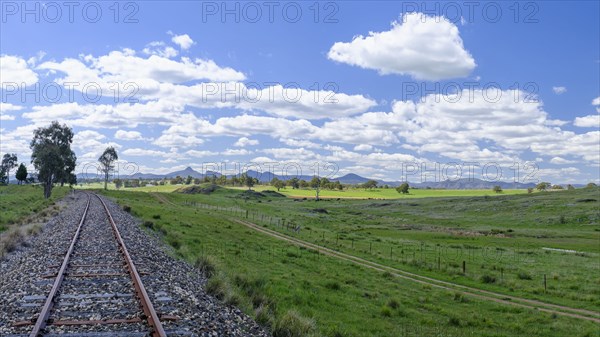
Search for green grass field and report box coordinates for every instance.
[0,185,69,232]
[97,185,600,336]
[232,185,527,198]
[78,181,527,199]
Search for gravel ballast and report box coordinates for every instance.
[0,191,269,337]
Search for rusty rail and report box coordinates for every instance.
[28,193,166,337]
[29,193,91,337]
[95,194,167,337]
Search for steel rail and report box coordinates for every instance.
[95,194,167,337]
[29,193,91,337]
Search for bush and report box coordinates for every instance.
[2,230,24,254]
[195,255,217,278]
[481,274,496,284]
[142,221,154,229]
[380,305,392,317]
[224,291,243,307]
[325,281,341,291]
[254,305,274,326]
[168,237,181,249]
[272,310,316,337]
[517,272,532,280]
[453,292,468,303]
[152,214,161,219]
[448,317,461,326]
[123,205,131,212]
[206,274,229,300]
[387,298,400,309]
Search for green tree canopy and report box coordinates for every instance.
[1,153,18,185]
[363,180,378,189]
[15,163,28,185]
[396,182,410,194]
[30,121,76,198]
[289,177,300,189]
[271,177,285,191]
[536,182,551,191]
[98,146,118,190]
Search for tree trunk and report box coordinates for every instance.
[44,179,52,199]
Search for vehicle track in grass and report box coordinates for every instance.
[151,192,600,323]
[230,218,600,323]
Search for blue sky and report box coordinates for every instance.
[1,1,599,183]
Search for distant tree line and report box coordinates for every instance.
[6,121,600,200]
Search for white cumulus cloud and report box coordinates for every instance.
[327,12,476,80]
[552,86,567,94]
[115,130,146,140]
[0,55,39,86]
[171,34,195,50]
[574,114,600,128]
[234,137,259,147]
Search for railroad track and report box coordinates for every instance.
[10,193,169,337]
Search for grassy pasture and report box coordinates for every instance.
[97,185,600,336]
[0,185,69,232]
[79,181,527,198]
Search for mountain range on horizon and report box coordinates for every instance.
[72,166,549,189]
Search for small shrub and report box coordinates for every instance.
[152,214,161,219]
[517,272,532,280]
[254,305,273,326]
[3,230,24,253]
[195,255,217,278]
[142,221,154,229]
[155,225,167,236]
[325,281,341,291]
[224,291,243,307]
[380,305,392,317]
[26,224,42,235]
[387,298,400,309]
[453,292,468,303]
[448,317,461,326]
[251,292,271,309]
[168,237,181,249]
[206,274,228,300]
[272,310,316,337]
[286,251,300,258]
[481,274,496,284]
[123,205,131,212]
